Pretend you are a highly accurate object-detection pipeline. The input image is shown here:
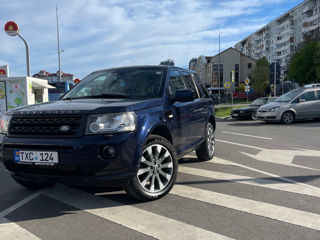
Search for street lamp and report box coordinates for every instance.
[4,21,31,77]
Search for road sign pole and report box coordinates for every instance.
[17,34,30,77]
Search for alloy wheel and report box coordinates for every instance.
[207,125,215,156]
[137,144,173,193]
[282,112,294,124]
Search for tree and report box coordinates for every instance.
[252,57,270,95]
[288,41,320,85]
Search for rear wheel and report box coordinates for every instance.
[196,122,215,161]
[281,111,294,124]
[12,176,55,190]
[125,135,178,201]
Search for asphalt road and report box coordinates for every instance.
[1,119,320,240]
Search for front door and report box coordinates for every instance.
[295,91,317,119]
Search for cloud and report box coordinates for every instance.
[0,0,303,78]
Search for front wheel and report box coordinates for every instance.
[196,122,215,161]
[125,135,178,201]
[251,111,257,120]
[281,111,294,124]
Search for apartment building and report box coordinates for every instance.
[32,70,74,83]
[235,0,320,73]
[189,48,256,90]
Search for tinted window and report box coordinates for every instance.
[168,70,185,98]
[193,73,209,98]
[300,91,316,101]
[64,68,164,99]
[317,90,320,99]
[181,71,200,98]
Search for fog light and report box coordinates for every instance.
[103,146,116,158]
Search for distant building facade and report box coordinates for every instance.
[189,48,256,89]
[235,0,320,73]
[32,70,74,83]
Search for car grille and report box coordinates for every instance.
[9,115,84,137]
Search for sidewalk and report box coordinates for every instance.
[214,103,250,108]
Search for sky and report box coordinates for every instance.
[0,0,303,79]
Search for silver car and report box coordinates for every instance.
[257,87,320,124]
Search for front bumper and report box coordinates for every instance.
[256,111,281,121]
[231,112,251,119]
[0,132,141,187]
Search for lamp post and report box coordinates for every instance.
[4,21,31,77]
[218,34,221,104]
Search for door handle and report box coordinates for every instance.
[190,108,204,113]
[165,110,174,119]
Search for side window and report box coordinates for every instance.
[181,71,200,99]
[299,91,316,101]
[168,70,186,98]
[317,90,320,99]
[193,73,209,98]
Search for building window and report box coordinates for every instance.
[248,63,252,69]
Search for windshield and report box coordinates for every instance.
[266,97,276,104]
[63,68,165,100]
[250,98,267,106]
[275,89,303,102]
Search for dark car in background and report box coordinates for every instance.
[231,97,276,120]
[0,66,216,201]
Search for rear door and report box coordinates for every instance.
[295,90,317,119]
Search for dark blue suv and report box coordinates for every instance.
[0,66,215,201]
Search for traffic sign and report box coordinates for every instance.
[224,82,231,89]
[231,71,235,82]
[280,74,285,81]
[245,85,250,92]
[4,21,19,37]
[245,77,250,85]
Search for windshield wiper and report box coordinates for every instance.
[63,94,133,100]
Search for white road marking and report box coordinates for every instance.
[45,185,234,240]
[0,191,42,218]
[216,139,265,150]
[179,163,320,198]
[0,217,41,240]
[0,191,42,240]
[221,131,273,140]
[241,149,320,172]
[212,157,320,197]
[172,185,320,231]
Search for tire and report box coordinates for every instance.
[281,111,294,124]
[196,122,215,161]
[12,176,55,190]
[251,111,257,120]
[125,135,178,201]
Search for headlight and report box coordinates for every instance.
[269,107,279,112]
[0,115,12,134]
[85,112,136,134]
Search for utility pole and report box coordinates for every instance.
[56,5,62,82]
[218,34,221,104]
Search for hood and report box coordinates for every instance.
[258,101,287,111]
[10,98,163,116]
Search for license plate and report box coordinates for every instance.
[232,114,238,117]
[14,150,59,165]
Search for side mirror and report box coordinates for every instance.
[173,89,195,102]
[299,98,306,103]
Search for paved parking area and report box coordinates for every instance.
[1,119,320,240]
